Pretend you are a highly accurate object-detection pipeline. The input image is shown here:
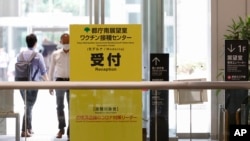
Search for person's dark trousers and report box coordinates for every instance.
[56,78,70,137]
[20,89,38,131]
[67,91,69,138]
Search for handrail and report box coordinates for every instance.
[0,81,250,90]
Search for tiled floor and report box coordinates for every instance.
[1,90,69,141]
[0,135,69,141]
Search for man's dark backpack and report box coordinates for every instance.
[15,51,38,81]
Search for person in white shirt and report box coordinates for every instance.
[49,33,70,140]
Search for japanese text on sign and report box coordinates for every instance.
[76,114,137,122]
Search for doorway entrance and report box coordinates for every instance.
[7,29,69,140]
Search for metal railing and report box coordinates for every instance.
[1,81,250,90]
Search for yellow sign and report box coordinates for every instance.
[70,24,142,141]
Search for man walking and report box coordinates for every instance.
[49,33,70,140]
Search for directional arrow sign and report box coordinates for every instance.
[225,40,248,81]
[227,44,236,53]
[150,53,169,80]
[152,57,160,66]
[149,53,169,141]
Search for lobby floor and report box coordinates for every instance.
[1,89,68,141]
[0,135,68,141]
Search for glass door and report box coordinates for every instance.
[2,0,210,140]
[175,0,210,138]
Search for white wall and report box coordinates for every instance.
[0,0,18,17]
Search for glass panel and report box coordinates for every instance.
[165,26,174,54]
[165,0,174,16]
[105,0,141,24]
[21,0,86,16]
[176,0,210,136]
[126,0,140,4]
[128,12,140,24]
[33,30,68,70]
[0,27,27,82]
[164,0,177,139]
[0,27,9,81]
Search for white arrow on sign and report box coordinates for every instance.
[227,44,235,52]
[152,57,160,66]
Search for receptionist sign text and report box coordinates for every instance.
[77,26,134,72]
[70,25,141,81]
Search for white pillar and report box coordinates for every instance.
[0,0,18,135]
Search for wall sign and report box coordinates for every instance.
[150,53,169,141]
[70,24,142,141]
[225,40,248,81]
